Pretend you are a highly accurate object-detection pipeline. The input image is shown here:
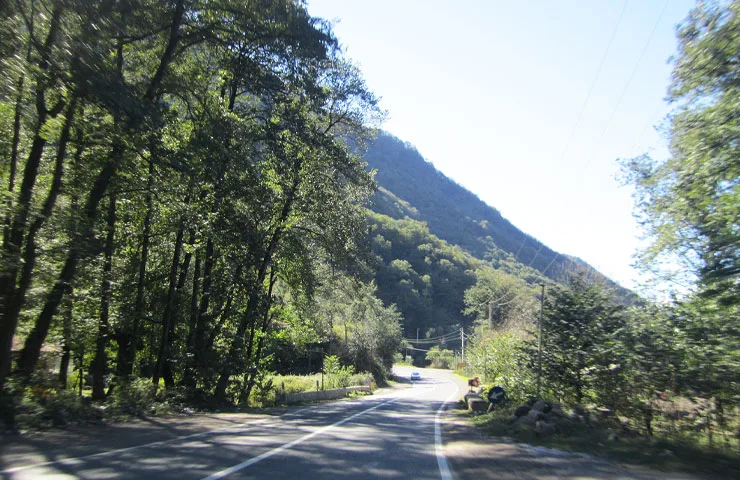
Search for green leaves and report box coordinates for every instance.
[622,0,740,303]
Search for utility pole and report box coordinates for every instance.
[488,302,493,329]
[461,327,464,362]
[537,284,545,399]
[416,328,419,343]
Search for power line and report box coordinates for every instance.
[519,3,628,283]
[528,243,544,268]
[541,252,561,277]
[514,236,527,262]
[556,0,630,165]
[585,0,670,169]
[405,331,460,343]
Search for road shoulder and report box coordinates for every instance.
[441,407,706,480]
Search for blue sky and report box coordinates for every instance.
[307,0,697,291]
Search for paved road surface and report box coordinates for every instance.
[1,367,463,479]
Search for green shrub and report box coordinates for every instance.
[109,378,157,416]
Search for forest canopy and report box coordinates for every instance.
[0,0,392,410]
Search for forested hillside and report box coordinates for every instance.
[363,133,629,295]
[366,211,549,337]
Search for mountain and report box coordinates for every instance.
[360,132,632,335]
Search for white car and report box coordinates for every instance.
[410,371,421,381]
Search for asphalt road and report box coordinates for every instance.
[1,367,464,479]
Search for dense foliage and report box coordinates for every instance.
[621,0,740,303]
[0,0,399,420]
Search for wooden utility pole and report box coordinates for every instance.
[537,284,545,399]
[461,327,464,361]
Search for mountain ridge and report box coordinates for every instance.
[362,131,631,299]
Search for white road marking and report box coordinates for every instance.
[0,401,347,475]
[4,374,457,479]
[435,383,460,480]
[201,391,419,480]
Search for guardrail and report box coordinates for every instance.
[280,385,371,404]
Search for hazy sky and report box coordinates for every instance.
[307,0,697,291]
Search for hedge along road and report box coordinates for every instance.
[1,367,464,479]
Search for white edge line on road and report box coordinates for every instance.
[201,391,418,480]
[435,383,459,480]
[3,387,411,475]
[1,404,321,475]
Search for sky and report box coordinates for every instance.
[307,0,697,291]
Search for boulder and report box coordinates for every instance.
[548,402,564,417]
[468,397,488,413]
[518,413,536,426]
[526,409,545,423]
[464,392,481,403]
[553,416,575,433]
[532,400,551,413]
[534,420,557,436]
[514,404,531,417]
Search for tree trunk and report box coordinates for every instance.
[189,237,214,384]
[215,164,302,402]
[58,286,73,389]
[0,5,64,384]
[8,96,78,333]
[115,160,154,380]
[91,193,116,401]
[13,0,186,383]
[15,141,121,380]
[152,227,184,388]
[181,243,201,389]
[2,75,25,247]
[243,269,277,403]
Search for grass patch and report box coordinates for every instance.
[470,404,740,479]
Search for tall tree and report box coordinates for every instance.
[622,0,740,304]
[535,276,626,404]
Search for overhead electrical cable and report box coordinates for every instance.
[528,243,544,268]
[522,2,628,283]
[585,0,670,169]
[556,0,630,165]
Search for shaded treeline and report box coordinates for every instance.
[0,0,385,406]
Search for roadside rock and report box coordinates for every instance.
[526,409,545,423]
[514,404,531,417]
[468,397,488,413]
[535,420,557,436]
[464,392,481,403]
[532,400,551,413]
[508,400,571,432]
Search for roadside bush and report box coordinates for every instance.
[108,378,157,416]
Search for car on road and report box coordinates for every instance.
[410,371,421,381]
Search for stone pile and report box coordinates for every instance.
[508,399,569,436]
[508,400,627,438]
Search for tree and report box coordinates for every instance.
[0,0,383,413]
[425,346,455,369]
[534,276,626,405]
[621,0,740,304]
[463,268,534,330]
